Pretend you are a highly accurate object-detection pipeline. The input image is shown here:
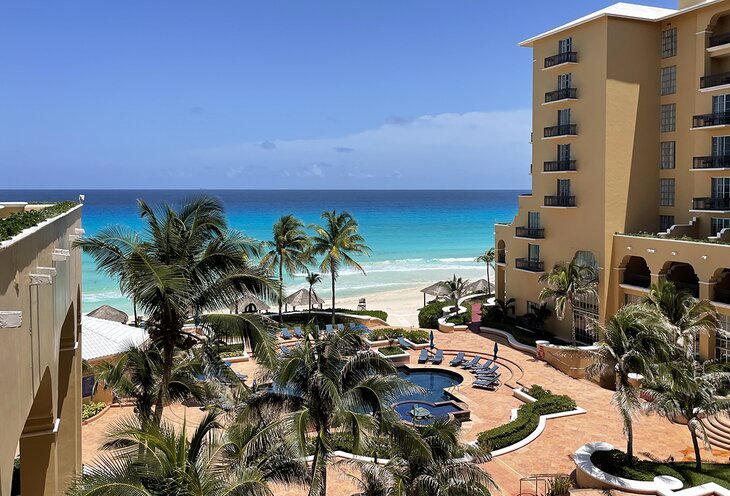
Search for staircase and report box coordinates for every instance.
[703,414,730,451]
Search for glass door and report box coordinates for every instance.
[528,244,540,262]
[528,211,540,229]
[712,136,730,157]
[557,144,571,161]
[557,108,571,125]
[557,179,571,197]
[558,37,572,54]
[558,73,572,89]
[712,177,730,198]
[713,94,730,114]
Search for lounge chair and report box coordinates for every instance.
[431,349,444,365]
[337,323,345,331]
[474,364,499,377]
[236,373,248,381]
[461,356,481,369]
[449,352,465,366]
[279,345,290,356]
[293,326,303,339]
[418,349,430,363]
[348,322,356,329]
[471,360,494,371]
[473,375,500,390]
[281,328,292,339]
[398,336,412,349]
[326,324,334,334]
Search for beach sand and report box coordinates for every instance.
[337,286,430,327]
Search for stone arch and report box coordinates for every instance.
[622,256,651,288]
[496,239,506,264]
[663,261,700,298]
[243,303,258,313]
[713,269,730,304]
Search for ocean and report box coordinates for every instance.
[0,190,523,314]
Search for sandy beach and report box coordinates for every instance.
[337,286,430,327]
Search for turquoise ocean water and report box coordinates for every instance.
[0,190,523,314]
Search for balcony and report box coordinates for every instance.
[544,124,577,138]
[709,32,730,48]
[515,258,545,272]
[693,197,730,211]
[543,159,576,172]
[515,226,545,239]
[692,112,730,128]
[700,71,730,89]
[544,195,576,207]
[545,87,577,103]
[693,155,730,169]
[544,51,577,69]
[497,253,506,264]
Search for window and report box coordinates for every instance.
[558,37,572,54]
[528,211,540,229]
[660,178,675,206]
[711,217,730,235]
[574,293,599,344]
[660,104,676,132]
[557,144,571,161]
[557,178,571,197]
[717,314,730,362]
[660,215,675,231]
[528,244,540,262]
[661,66,676,95]
[713,177,730,198]
[660,141,675,169]
[558,73,572,89]
[713,94,730,114]
[661,28,677,58]
[557,108,571,125]
[713,136,730,157]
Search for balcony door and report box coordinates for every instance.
[713,94,730,114]
[557,108,571,126]
[558,73,572,89]
[712,177,730,198]
[528,244,540,263]
[558,37,572,54]
[528,211,540,230]
[557,144,571,161]
[557,179,571,197]
[712,136,730,157]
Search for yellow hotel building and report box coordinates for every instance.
[495,0,730,359]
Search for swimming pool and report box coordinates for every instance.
[393,368,468,423]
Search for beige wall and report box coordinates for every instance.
[0,205,83,495]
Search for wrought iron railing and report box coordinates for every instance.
[693,155,730,169]
[515,258,544,272]
[543,159,576,172]
[544,124,577,138]
[545,87,577,103]
[544,51,577,68]
[700,71,730,89]
[544,195,576,207]
[515,227,545,239]
[693,197,730,210]
[693,112,730,128]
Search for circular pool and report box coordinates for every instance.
[394,368,465,422]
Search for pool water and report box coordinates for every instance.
[394,401,462,421]
[395,368,463,403]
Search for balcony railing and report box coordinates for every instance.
[544,51,577,68]
[545,87,577,103]
[515,258,545,272]
[692,112,730,128]
[515,226,545,239]
[543,159,576,172]
[700,71,730,89]
[714,287,730,305]
[544,195,576,207]
[544,124,577,138]
[709,32,730,48]
[693,197,730,210]
[693,155,730,169]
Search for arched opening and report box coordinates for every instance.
[243,303,257,313]
[705,12,730,83]
[56,303,80,491]
[496,240,506,264]
[713,269,730,304]
[665,262,700,298]
[623,256,651,288]
[19,367,57,495]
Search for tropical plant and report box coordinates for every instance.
[544,475,572,496]
[347,419,494,496]
[642,279,720,359]
[240,326,417,496]
[525,302,551,334]
[261,214,312,322]
[539,260,598,345]
[310,210,371,325]
[475,247,496,296]
[68,412,300,495]
[76,196,277,425]
[305,269,323,320]
[445,275,470,314]
[585,304,673,465]
[643,358,730,470]
[485,298,516,323]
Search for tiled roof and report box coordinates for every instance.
[82,315,148,361]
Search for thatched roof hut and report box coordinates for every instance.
[420,281,450,306]
[284,288,324,310]
[465,278,493,294]
[229,292,270,314]
[87,305,129,324]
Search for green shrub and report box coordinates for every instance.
[447,306,473,325]
[545,475,573,496]
[403,330,429,344]
[82,401,107,421]
[418,301,445,329]
[378,346,404,356]
[591,449,684,482]
[370,328,405,341]
[526,384,551,400]
[0,201,78,241]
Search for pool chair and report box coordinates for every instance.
[474,364,499,377]
[431,349,444,365]
[461,356,481,369]
[337,323,345,331]
[449,352,465,366]
[279,345,290,356]
[398,336,412,349]
[281,328,293,340]
[348,322,356,329]
[471,359,494,371]
[293,326,303,339]
[236,373,248,381]
[418,349,430,363]
[473,374,500,390]
[326,324,334,334]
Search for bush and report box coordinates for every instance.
[447,306,472,325]
[378,346,404,356]
[526,384,551,400]
[403,330,429,344]
[370,328,405,341]
[82,401,107,421]
[591,449,684,482]
[477,386,575,451]
[0,201,78,241]
[418,301,445,329]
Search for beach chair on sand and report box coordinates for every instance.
[431,349,444,365]
[326,324,334,334]
[461,356,481,369]
[473,374,500,390]
[281,328,292,340]
[293,327,303,339]
[337,323,345,331]
[418,349,430,363]
[449,352,465,366]
[398,336,412,349]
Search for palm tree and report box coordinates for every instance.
[242,326,417,496]
[305,269,322,320]
[76,196,277,426]
[586,304,673,464]
[347,419,494,496]
[642,279,720,358]
[68,412,298,495]
[486,298,516,323]
[310,210,371,325]
[643,358,730,470]
[475,248,495,297]
[539,260,598,345]
[445,275,470,314]
[261,215,312,323]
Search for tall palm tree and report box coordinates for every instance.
[643,358,730,470]
[68,412,298,495]
[261,215,312,323]
[642,279,720,358]
[305,269,322,320]
[242,326,417,496]
[539,260,598,345]
[347,419,494,496]
[586,304,673,464]
[310,210,371,325]
[76,196,277,426]
[475,248,495,297]
[445,275,469,314]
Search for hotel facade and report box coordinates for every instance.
[495,0,730,359]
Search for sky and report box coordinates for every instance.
[1,0,677,190]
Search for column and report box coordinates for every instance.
[19,417,58,496]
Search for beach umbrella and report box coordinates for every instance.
[420,281,450,306]
[429,330,435,349]
[87,305,129,324]
[285,288,325,310]
[493,342,499,362]
[465,278,492,294]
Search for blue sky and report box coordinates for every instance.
[1,0,676,189]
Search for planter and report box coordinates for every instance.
[365,338,393,348]
[222,353,250,363]
[378,350,410,365]
[439,322,456,333]
[81,404,111,426]
[453,325,468,332]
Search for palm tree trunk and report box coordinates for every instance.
[153,339,174,426]
[308,285,313,322]
[330,269,336,326]
[690,427,702,471]
[133,299,138,327]
[569,297,577,346]
[486,264,491,297]
[278,258,284,323]
[310,438,327,496]
[625,417,634,466]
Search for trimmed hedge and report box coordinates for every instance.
[418,301,445,329]
[379,346,404,356]
[0,201,78,241]
[369,328,429,344]
[82,401,107,421]
[477,386,576,451]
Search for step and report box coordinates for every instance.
[708,415,730,436]
[702,421,730,451]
